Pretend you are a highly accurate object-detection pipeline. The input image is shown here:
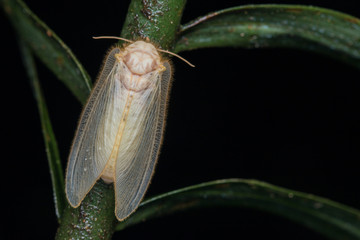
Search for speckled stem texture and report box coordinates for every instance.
[55,181,116,239]
[121,0,187,50]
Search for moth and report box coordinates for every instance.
[65,36,193,221]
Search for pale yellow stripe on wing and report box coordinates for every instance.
[101,90,134,183]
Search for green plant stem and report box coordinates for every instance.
[55,0,186,239]
[121,0,187,50]
[55,180,116,239]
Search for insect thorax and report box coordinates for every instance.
[115,41,164,92]
[120,41,161,75]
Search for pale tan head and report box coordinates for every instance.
[121,41,161,75]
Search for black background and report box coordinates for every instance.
[2,1,360,239]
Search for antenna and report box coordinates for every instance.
[156,49,195,67]
[93,36,133,43]
[93,36,195,67]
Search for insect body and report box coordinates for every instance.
[65,40,172,221]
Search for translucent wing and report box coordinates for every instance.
[114,61,172,220]
[65,47,122,207]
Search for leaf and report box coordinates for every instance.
[117,179,360,240]
[18,39,66,220]
[2,0,92,104]
[175,4,360,68]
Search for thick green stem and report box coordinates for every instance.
[55,181,116,239]
[121,0,187,50]
[55,0,187,239]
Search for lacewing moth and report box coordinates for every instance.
[65,36,193,221]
